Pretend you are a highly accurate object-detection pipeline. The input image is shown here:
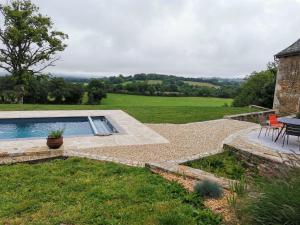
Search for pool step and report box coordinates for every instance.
[88,116,112,136]
[88,116,98,135]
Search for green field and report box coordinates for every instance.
[0,158,221,225]
[0,93,255,123]
[123,80,218,87]
[101,94,231,107]
[146,80,163,84]
[183,81,219,88]
[122,80,163,85]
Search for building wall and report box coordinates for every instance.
[273,55,300,115]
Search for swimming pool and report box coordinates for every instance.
[0,116,118,140]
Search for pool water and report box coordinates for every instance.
[0,116,117,140]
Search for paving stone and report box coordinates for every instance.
[0,117,257,166]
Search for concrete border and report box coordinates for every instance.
[146,162,236,189]
[0,110,169,156]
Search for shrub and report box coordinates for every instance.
[87,79,107,104]
[48,129,64,138]
[64,82,85,104]
[296,112,300,119]
[194,180,223,198]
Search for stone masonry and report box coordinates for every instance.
[273,39,300,115]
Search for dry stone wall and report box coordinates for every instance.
[273,55,300,115]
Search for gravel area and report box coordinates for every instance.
[156,170,238,225]
[69,119,256,164]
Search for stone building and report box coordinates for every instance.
[273,39,300,115]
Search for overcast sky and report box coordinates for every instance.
[3,0,300,78]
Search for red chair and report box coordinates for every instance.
[268,114,283,140]
[269,114,283,128]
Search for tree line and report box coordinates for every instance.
[0,0,277,108]
[0,75,107,104]
[232,62,277,108]
[0,64,277,106]
[106,77,239,98]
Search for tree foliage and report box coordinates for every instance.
[0,0,68,102]
[48,77,68,104]
[104,74,240,98]
[23,74,50,104]
[87,79,107,104]
[0,75,88,104]
[233,64,277,108]
[65,83,85,104]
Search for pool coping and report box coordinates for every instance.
[0,110,169,158]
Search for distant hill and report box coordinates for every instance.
[0,71,245,86]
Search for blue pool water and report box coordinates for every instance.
[0,116,117,140]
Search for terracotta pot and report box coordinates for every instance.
[47,136,63,149]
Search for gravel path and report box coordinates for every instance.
[69,119,256,165]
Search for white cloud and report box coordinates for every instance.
[2,0,300,77]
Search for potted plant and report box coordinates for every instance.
[47,129,64,149]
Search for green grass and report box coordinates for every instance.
[236,168,300,225]
[101,94,232,107]
[0,93,255,123]
[146,80,163,84]
[0,158,222,225]
[119,106,256,124]
[121,80,163,85]
[183,81,219,88]
[184,151,258,180]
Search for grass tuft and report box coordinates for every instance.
[236,169,300,225]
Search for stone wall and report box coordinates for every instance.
[224,109,275,123]
[0,149,63,165]
[223,145,296,177]
[273,55,300,115]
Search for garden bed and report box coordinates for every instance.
[181,151,300,225]
[183,150,259,180]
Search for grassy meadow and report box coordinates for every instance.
[0,158,221,225]
[183,81,220,88]
[0,93,255,123]
[122,80,218,87]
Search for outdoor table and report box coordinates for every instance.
[274,117,300,142]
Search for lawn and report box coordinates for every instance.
[101,94,231,107]
[0,93,255,123]
[0,158,222,225]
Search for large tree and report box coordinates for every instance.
[233,62,277,108]
[87,79,107,104]
[0,0,68,103]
